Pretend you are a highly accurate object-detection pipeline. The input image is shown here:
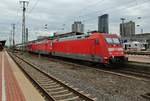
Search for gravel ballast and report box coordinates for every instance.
[17,53,150,101]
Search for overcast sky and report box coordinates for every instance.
[0,0,150,45]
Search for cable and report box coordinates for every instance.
[75,0,138,20]
[67,0,106,22]
[66,0,150,24]
[28,0,40,14]
[77,0,149,21]
[75,0,105,13]
[10,2,21,25]
[61,0,150,32]
[63,0,135,24]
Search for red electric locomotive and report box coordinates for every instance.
[27,32,127,64]
[52,32,127,64]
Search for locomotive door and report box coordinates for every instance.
[91,39,97,61]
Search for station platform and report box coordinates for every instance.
[0,51,45,101]
[127,54,150,64]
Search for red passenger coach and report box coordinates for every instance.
[52,32,127,64]
[27,38,53,54]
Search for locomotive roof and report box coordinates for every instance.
[55,32,84,38]
[15,32,119,47]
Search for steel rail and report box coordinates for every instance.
[51,57,150,81]
[141,93,150,100]
[9,52,96,101]
[125,51,150,55]
[29,53,150,82]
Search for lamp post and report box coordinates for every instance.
[137,17,143,34]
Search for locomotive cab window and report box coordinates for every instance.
[112,38,120,44]
[105,38,120,44]
[105,38,113,44]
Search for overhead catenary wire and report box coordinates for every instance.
[28,0,40,14]
[13,0,150,33]
[61,0,150,31]
[82,0,150,23]
[27,0,126,31]
[62,0,137,24]
[74,0,105,14]
[25,0,41,31]
[60,1,148,33]
[26,0,106,32]
[74,0,149,22]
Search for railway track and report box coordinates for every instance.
[43,55,150,81]
[109,68,150,81]
[125,51,150,55]
[28,53,150,82]
[9,53,97,101]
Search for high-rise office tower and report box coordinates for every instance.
[120,21,135,37]
[72,21,84,33]
[98,14,109,33]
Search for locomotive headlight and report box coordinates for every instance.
[104,57,108,59]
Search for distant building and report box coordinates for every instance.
[72,21,84,33]
[120,21,135,37]
[98,14,109,33]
